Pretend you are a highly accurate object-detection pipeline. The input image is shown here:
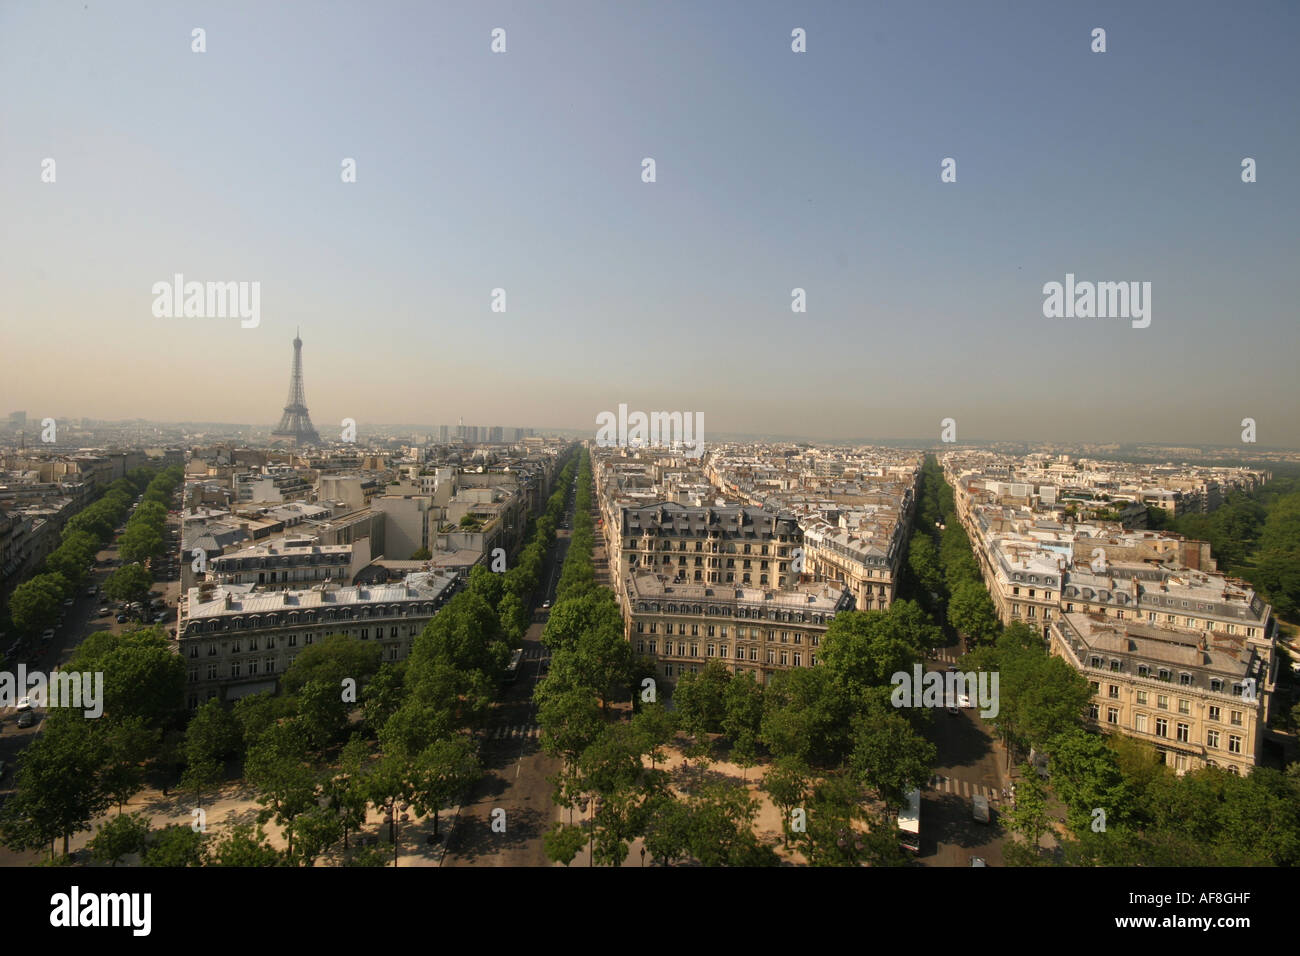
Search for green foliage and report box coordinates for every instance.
[281,632,382,697]
[142,825,207,867]
[206,824,283,866]
[87,811,150,866]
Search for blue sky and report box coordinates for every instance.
[2,1,1297,446]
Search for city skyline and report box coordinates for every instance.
[3,1,1298,446]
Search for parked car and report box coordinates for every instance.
[16,711,34,729]
[116,614,129,624]
[16,696,32,711]
[99,607,111,616]
[40,629,54,643]
[62,598,74,608]
[970,856,987,867]
[973,794,990,824]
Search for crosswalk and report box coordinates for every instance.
[931,648,964,664]
[521,647,550,661]
[488,723,542,740]
[930,774,1003,802]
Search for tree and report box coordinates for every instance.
[948,580,1000,644]
[361,661,408,736]
[684,781,776,867]
[296,678,351,750]
[281,632,382,696]
[0,717,110,859]
[100,716,161,813]
[244,720,318,858]
[759,666,849,767]
[87,812,150,866]
[537,684,604,766]
[325,735,372,850]
[410,547,432,560]
[407,735,481,839]
[142,825,206,866]
[721,670,763,778]
[630,703,676,771]
[66,628,185,730]
[291,804,344,866]
[848,704,936,816]
[206,824,282,866]
[762,756,809,849]
[104,563,152,607]
[497,591,530,646]
[8,573,65,634]
[1048,728,1132,835]
[796,772,872,867]
[543,822,587,866]
[233,692,297,750]
[673,660,731,740]
[1003,763,1051,857]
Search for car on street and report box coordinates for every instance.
[541,600,551,610]
[116,614,129,624]
[16,696,32,711]
[16,711,34,728]
[99,607,111,616]
[40,629,54,643]
[62,598,74,608]
[973,794,990,824]
[970,856,987,867]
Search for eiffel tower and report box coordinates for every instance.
[272,329,322,445]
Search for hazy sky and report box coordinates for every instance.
[3,1,1297,446]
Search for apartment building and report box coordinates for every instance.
[619,502,804,590]
[947,451,1279,773]
[1051,610,1273,776]
[179,570,459,706]
[626,570,854,685]
[206,538,359,590]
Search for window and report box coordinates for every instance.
[1155,718,1168,738]
[648,640,657,654]
[1208,705,1220,722]
[1108,685,1119,699]
[1210,679,1223,693]
[793,652,802,667]
[707,643,715,657]
[230,662,241,678]
[766,649,775,664]
[1178,699,1189,715]
[1179,673,1192,686]
[720,645,728,658]
[1107,707,1119,725]
[1176,723,1189,743]
[779,650,789,666]
[1110,660,1121,672]
[666,623,674,636]
[1089,703,1099,720]
[1134,714,1148,733]
[1228,735,1242,754]
[248,661,258,676]
[1157,695,1168,710]
[288,634,297,647]
[1206,730,1220,749]
[664,664,673,678]
[1230,710,1243,727]
[1136,690,1147,705]
[1090,681,1100,695]
[1137,665,1150,678]
[637,640,645,653]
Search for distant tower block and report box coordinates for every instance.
[272,329,322,445]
